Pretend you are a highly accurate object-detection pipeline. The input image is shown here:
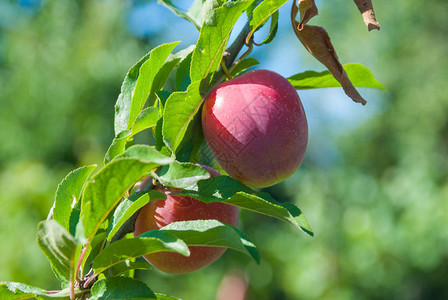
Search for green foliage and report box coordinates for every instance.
[190,0,253,84]
[90,277,156,300]
[160,220,260,263]
[0,0,391,299]
[288,63,386,90]
[52,165,97,231]
[36,220,80,283]
[92,231,190,275]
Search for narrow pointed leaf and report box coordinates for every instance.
[51,165,96,231]
[229,57,260,77]
[288,63,385,90]
[247,0,288,42]
[90,277,156,300]
[159,0,202,30]
[92,231,190,274]
[180,176,313,236]
[0,282,71,299]
[155,294,181,300]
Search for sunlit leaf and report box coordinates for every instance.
[162,80,202,153]
[190,0,253,84]
[247,0,288,43]
[51,165,96,231]
[92,231,190,274]
[181,176,313,236]
[162,220,260,263]
[288,63,385,90]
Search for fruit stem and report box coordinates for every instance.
[220,61,233,80]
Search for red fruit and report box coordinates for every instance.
[133,167,239,274]
[201,69,308,188]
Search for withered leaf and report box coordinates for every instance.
[298,0,318,29]
[291,26,367,104]
[353,0,380,31]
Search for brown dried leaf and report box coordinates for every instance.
[298,0,318,29]
[353,0,380,31]
[291,25,367,104]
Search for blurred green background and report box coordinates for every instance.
[1,0,447,299]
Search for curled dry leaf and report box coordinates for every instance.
[353,0,380,31]
[298,0,318,29]
[291,2,367,105]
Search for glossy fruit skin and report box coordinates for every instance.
[133,168,239,274]
[201,69,308,188]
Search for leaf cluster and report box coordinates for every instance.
[1,0,384,299]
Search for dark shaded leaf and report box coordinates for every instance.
[90,277,156,300]
[36,220,80,282]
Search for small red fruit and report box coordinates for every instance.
[133,166,239,274]
[201,69,308,188]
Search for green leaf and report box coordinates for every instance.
[287,63,386,90]
[257,10,278,45]
[248,0,287,41]
[229,57,260,77]
[108,258,152,276]
[114,51,152,135]
[159,0,202,30]
[162,80,203,153]
[0,282,69,299]
[155,293,182,300]
[51,165,96,231]
[105,107,161,164]
[148,46,195,107]
[175,51,193,92]
[104,130,133,165]
[162,220,260,263]
[107,190,166,241]
[152,161,210,189]
[92,231,190,275]
[190,0,253,84]
[36,220,81,282]
[200,0,225,24]
[82,231,108,274]
[133,107,162,134]
[80,146,173,243]
[115,42,180,135]
[90,277,156,300]
[181,176,313,236]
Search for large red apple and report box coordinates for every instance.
[133,166,239,274]
[201,69,308,188]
